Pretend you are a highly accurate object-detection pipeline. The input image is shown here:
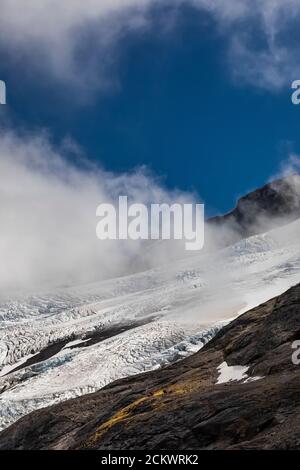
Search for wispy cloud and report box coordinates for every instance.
[0,128,198,293]
[1,1,300,95]
[274,153,300,179]
[0,0,153,95]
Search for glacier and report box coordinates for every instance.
[1,218,300,430]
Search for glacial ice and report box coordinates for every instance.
[1,219,300,430]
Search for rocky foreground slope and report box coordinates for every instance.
[1,282,300,450]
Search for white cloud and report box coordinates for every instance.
[0,128,198,293]
[274,153,300,178]
[224,0,300,89]
[1,128,300,294]
[1,1,300,94]
[192,0,300,90]
[0,0,152,93]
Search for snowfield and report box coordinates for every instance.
[1,218,300,430]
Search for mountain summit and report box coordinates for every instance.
[209,174,300,242]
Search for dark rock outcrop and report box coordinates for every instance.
[208,174,300,243]
[1,283,300,450]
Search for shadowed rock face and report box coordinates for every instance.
[209,175,300,241]
[1,283,300,450]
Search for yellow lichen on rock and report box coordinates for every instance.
[84,379,199,447]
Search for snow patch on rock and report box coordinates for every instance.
[216,361,263,384]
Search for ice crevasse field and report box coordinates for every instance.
[1,218,300,430]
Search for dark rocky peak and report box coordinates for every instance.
[208,174,300,243]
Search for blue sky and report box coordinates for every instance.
[1,1,300,216]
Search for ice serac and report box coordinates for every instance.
[1,282,300,450]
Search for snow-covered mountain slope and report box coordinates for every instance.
[1,218,300,430]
